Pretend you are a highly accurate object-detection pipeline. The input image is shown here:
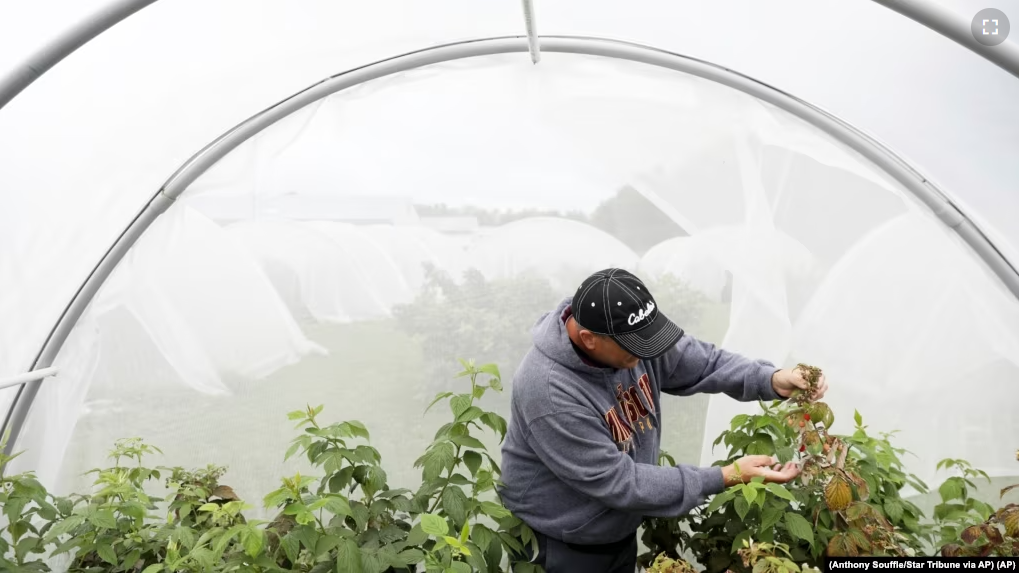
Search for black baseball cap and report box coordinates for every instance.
[571,268,684,359]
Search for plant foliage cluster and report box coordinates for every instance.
[0,361,539,573]
[2,361,1014,573]
[642,365,1019,573]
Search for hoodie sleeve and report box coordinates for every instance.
[524,409,725,516]
[655,335,783,402]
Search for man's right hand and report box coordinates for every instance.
[721,455,800,487]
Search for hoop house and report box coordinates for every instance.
[1,0,1018,536]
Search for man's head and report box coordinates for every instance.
[567,268,684,369]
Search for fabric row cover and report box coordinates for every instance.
[1,0,1018,515]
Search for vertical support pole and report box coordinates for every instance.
[521,0,541,64]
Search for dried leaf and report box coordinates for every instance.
[212,485,239,501]
[961,525,984,545]
[941,543,962,557]
[836,443,850,470]
[826,533,857,557]
[983,525,1004,545]
[1000,508,1019,536]
[846,528,871,552]
[824,476,853,512]
[845,502,871,521]
[847,471,870,501]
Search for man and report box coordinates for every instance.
[499,269,827,573]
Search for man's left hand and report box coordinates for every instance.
[771,367,827,400]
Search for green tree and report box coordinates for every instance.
[589,186,688,255]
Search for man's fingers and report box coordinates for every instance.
[761,462,802,482]
[745,455,776,467]
[814,378,829,399]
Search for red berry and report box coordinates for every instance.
[804,414,811,421]
[800,445,806,452]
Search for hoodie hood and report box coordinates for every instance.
[531,297,614,376]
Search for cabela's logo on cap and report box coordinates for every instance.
[628,300,656,326]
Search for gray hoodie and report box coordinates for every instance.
[498,297,782,545]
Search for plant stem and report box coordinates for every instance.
[427,371,476,515]
[428,446,463,515]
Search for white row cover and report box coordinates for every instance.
[1,0,1017,504]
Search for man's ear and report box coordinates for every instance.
[577,329,600,351]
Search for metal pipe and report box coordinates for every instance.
[5,36,1019,459]
[0,368,58,392]
[0,0,158,111]
[871,0,1019,80]
[1,192,174,457]
[521,0,541,64]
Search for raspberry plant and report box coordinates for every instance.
[3,361,1015,573]
[640,365,933,572]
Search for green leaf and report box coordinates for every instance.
[478,363,501,379]
[472,523,496,553]
[442,487,469,525]
[243,527,265,558]
[731,529,753,554]
[450,394,473,419]
[421,513,450,537]
[284,441,302,462]
[450,435,486,449]
[55,498,73,516]
[396,548,425,566]
[120,549,142,571]
[464,542,488,572]
[784,512,814,543]
[418,442,456,482]
[764,483,796,502]
[96,542,117,565]
[456,407,484,424]
[448,560,472,573]
[142,565,164,573]
[480,413,507,440]
[761,504,784,531]
[498,532,524,553]
[939,477,965,502]
[730,414,750,431]
[705,490,735,514]
[43,514,84,541]
[741,483,758,505]
[884,499,904,523]
[407,523,428,547]
[89,508,116,530]
[322,495,352,517]
[746,434,776,456]
[351,503,370,531]
[462,450,483,477]
[336,538,363,573]
[479,500,511,519]
[434,423,455,441]
[346,420,370,440]
[734,495,750,520]
[854,410,863,426]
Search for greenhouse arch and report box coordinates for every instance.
[3,20,1019,452]
[1,3,1019,558]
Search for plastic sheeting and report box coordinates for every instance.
[3,0,1019,386]
[2,1,1018,506]
[467,218,640,292]
[639,237,730,302]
